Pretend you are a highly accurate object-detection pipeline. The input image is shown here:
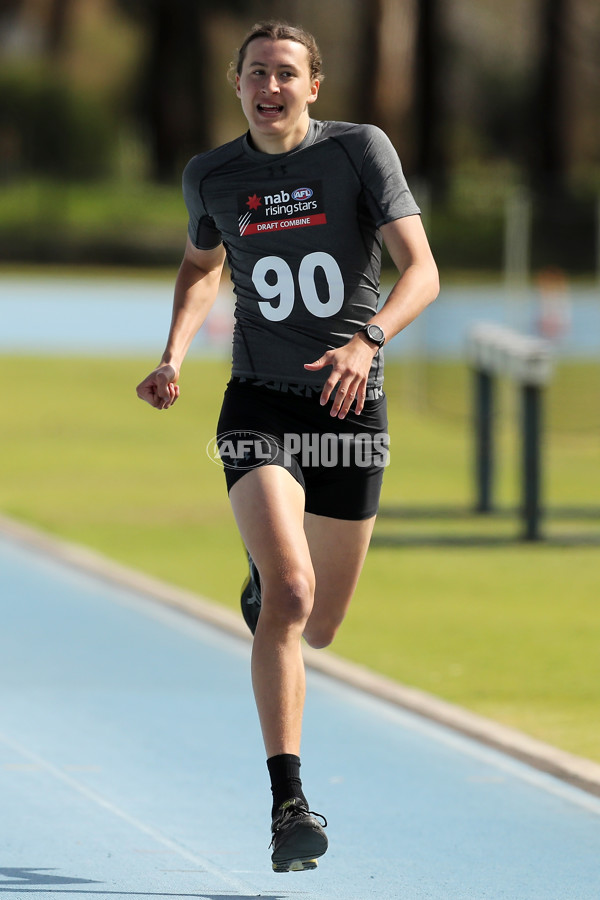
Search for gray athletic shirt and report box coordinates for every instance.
[183,119,420,388]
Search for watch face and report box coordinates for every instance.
[367,324,385,345]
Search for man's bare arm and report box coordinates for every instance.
[136,236,226,409]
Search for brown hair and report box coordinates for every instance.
[228,21,324,85]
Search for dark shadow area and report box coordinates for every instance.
[0,871,298,898]
[0,869,99,886]
[374,504,600,546]
[379,504,600,519]
[372,533,600,547]
[0,894,290,899]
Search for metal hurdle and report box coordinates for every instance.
[466,323,554,541]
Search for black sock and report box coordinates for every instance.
[267,754,308,817]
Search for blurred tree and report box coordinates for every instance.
[528,0,597,272]
[414,0,447,199]
[354,0,382,127]
[530,0,570,195]
[352,0,424,173]
[46,0,73,57]
[0,0,114,179]
[0,0,74,57]
[116,0,210,181]
[116,0,253,181]
[0,0,22,25]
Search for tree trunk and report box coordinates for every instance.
[45,0,73,57]
[140,0,211,181]
[414,0,446,199]
[531,0,570,195]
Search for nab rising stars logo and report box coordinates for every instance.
[238,182,325,237]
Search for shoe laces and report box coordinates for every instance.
[270,799,328,846]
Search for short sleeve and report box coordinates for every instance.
[360,126,420,227]
[182,156,223,250]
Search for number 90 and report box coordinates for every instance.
[252,252,344,322]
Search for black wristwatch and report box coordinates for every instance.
[361,323,385,348]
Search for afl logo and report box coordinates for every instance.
[292,187,313,201]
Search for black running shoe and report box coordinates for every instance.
[240,551,261,634]
[270,797,328,873]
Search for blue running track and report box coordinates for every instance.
[1,532,599,900]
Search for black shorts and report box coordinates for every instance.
[215,378,389,520]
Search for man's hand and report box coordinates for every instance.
[136,364,180,410]
[304,333,378,418]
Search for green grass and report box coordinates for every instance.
[2,356,599,762]
[0,179,184,231]
[0,180,186,263]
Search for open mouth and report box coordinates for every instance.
[257,103,284,117]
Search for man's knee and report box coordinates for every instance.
[261,567,315,628]
[303,617,341,650]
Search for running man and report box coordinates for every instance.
[136,20,439,873]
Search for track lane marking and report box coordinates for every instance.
[0,731,259,896]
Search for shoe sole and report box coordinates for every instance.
[273,857,319,873]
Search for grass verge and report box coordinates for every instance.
[2,355,599,761]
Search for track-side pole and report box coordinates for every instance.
[474,368,494,513]
[521,383,544,541]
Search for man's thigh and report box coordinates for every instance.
[303,512,376,647]
[229,465,311,586]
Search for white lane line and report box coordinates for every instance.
[0,730,258,896]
